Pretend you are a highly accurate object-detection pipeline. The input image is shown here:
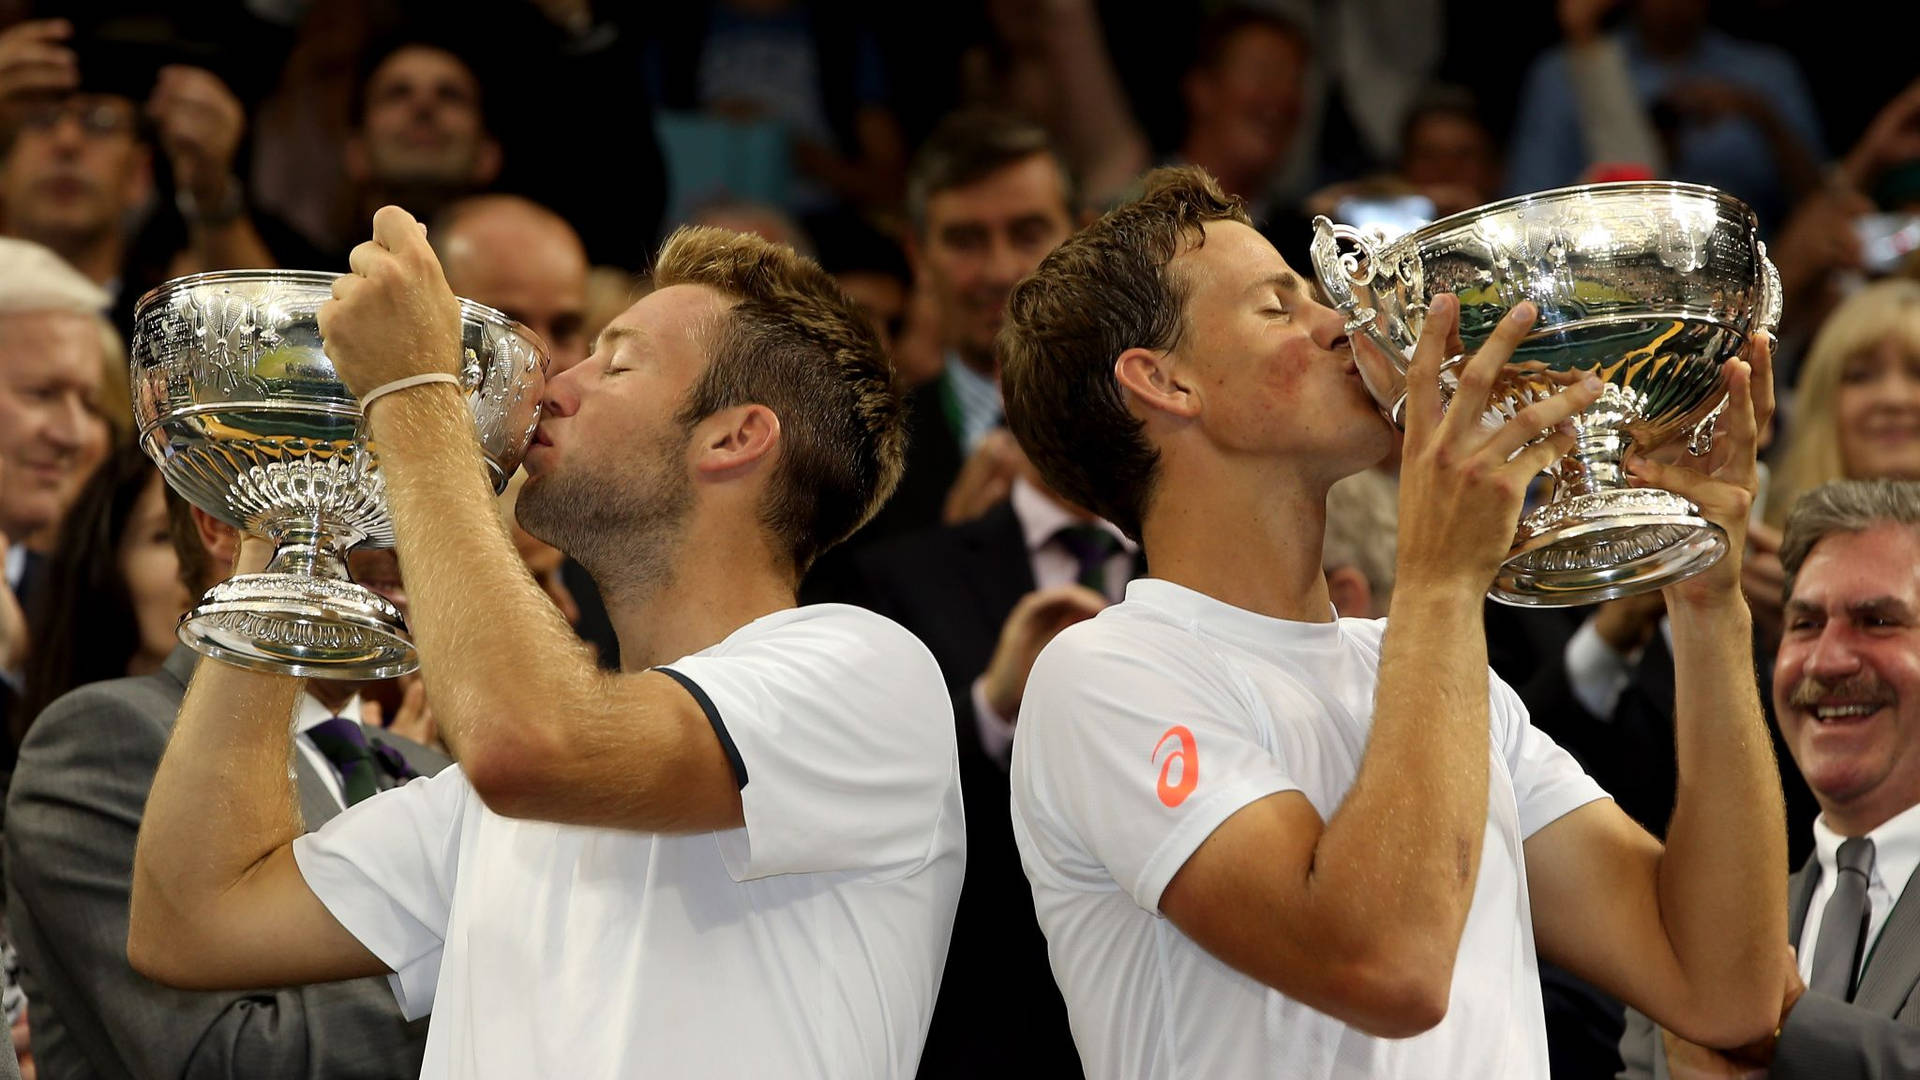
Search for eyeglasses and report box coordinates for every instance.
[16,97,138,139]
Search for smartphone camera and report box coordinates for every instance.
[1334,194,1437,242]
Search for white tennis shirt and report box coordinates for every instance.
[1010,579,1608,1079]
[293,604,966,1078]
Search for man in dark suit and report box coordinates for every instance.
[1621,478,1920,1078]
[846,109,1077,545]
[807,469,1135,1078]
[2,493,450,1079]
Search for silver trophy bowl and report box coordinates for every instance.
[131,270,548,678]
[1310,181,1781,607]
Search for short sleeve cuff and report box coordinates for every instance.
[1133,774,1300,914]
[1517,776,1612,840]
[291,833,442,1020]
[656,666,748,789]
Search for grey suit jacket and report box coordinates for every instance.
[2,646,451,1080]
[1619,851,1920,1079]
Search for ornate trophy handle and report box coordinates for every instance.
[1756,240,1783,338]
[461,347,484,392]
[1309,215,1379,316]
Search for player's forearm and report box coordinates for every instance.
[368,385,604,783]
[129,660,305,968]
[1314,583,1492,972]
[1657,590,1788,1038]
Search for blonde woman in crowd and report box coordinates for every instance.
[1770,279,1920,524]
[1744,280,1920,634]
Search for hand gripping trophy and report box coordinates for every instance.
[1311,181,1781,606]
[131,271,548,678]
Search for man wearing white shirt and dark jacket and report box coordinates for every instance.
[128,218,963,1078]
[996,166,1789,1079]
[1622,478,1920,1078]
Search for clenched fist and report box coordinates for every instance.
[317,206,464,403]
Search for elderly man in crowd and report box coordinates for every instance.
[1624,478,1920,1078]
[0,237,118,750]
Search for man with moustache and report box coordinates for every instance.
[128,214,962,1077]
[1623,478,1920,1077]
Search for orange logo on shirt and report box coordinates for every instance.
[1153,725,1199,808]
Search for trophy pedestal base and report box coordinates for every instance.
[1492,489,1728,607]
[178,572,418,680]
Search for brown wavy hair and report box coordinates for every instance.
[999,166,1250,539]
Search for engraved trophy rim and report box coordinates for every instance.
[1389,179,1757,254]
[132,266,552,679]
[133,268,554,360]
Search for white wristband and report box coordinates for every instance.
[359,372,463,416]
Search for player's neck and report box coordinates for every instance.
[1138,457,1335,623]
[604,519,797,670]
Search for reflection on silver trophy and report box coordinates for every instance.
[131,271,548,678]
[1310,181,1781,607]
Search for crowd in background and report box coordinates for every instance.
[2,0,1919,1077]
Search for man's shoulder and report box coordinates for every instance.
[737,601,931,650]
[20,668,181,756]
[698,604,949,701]
[1025,599,1242,711]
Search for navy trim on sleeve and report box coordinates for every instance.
[655,666,749,789]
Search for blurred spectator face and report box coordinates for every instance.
[1837,335,1920,482]
[438,197,591,372]
[0,310,109,539]
[1775,522,1920,824]
[1184,25,1306,186]
[835,270,906,357]
[1635,0,1710,48]
[1401,110,1500,213]
[119,471,190,669]
[0,94,152,251]
[916,152,1073,367]
[349,45,497,188]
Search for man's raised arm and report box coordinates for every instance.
[1525,340,1790,1049]
[128,599,388,990]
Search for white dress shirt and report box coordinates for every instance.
[4,543,28,691]
[1797,799,1920,986]
[969,476,1136,764]
[294,692,364,810]
[1563,614,1674,719]
[941,352,1005,455]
